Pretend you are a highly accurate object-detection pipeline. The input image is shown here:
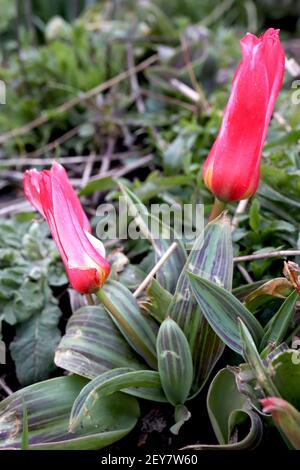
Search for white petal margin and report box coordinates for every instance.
[85,230,106,258]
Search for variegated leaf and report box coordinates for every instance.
[182,368,263,450]
[97,280,158,369]
[156,318,193,406]
[168,213,233,395]
[188,275,264,355]
[0,376,139,450]
[55,305,146,378]
[70,368,165,431]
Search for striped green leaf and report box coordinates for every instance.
[70,368,165,431]
[188,274,264,355]
[120,184,186,293]
[168,214,233,394]
[55,305,146,379]
[260,290,298,355]
[0,376,139,450]
[97,280,158,369]
[183,368,263,450]
[156,318,193,406]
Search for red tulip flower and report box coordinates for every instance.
[24,162,110,294]
[261,397,300,449]
[203,28,285,202]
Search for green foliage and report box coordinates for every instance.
[188,274,264,355]
[156,318,193,406]
[10,304,62,386]
[169,214,233,395]
[0,22,124,154]
[0,216,67,385]
[97,280,158,369]
[0,375,139,450]
[69,368,164,432]
[186,368,263,450]
[55,305,146,378]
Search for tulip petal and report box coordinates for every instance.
[84,230,106,258]
[51,162,91,233]
[261,397,300,450]
[24,170,47,217]
[203,28,285,202]
[67,267,101,295]
[24,163,110,294]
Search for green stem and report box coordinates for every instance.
[208,198,227,222]
[85,294,95,305]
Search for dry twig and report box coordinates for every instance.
[0,377,13,396]
[234,250,300,263]
[133,242,178,298]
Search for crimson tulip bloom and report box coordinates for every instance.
[24,162,110,294]
[203,28,285,201]
[261,397,300,449]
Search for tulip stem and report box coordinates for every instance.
[85,294,95,305]
[208,198,227,222]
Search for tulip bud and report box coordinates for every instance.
[24,162,110,294]
[261,397,300,449]
[203,28,285,202]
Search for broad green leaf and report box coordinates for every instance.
[120,184,186,293]
[260,290,298,354]
[270,351,300,409]
[168,213,233,395]
[10,304,61,385]
[55,305,146,379]
[97,280,158,369]
[183,368,263,450]
[0,273,45,324]
[188,274,264,355]
[208,369,245,444]
[239,320,279,396]
[0,376,139,450]
[70,368,165,431]
[156,318,193,406]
